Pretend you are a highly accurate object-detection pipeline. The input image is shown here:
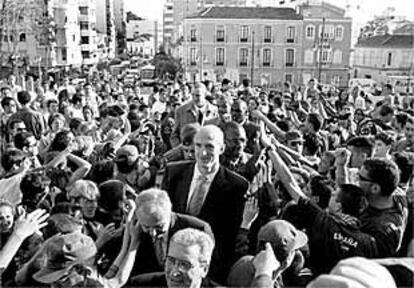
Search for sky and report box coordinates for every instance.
[125,0,414,23]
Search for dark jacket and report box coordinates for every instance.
[162,161,248,282]
[130,212,213,277]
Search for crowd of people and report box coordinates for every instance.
[0,71,413,288]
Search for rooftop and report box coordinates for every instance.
[356,34,414,49]
[187,6,303,20]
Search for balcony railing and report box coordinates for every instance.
[240,62,248,66]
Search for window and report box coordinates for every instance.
[306,25,315,39]
[332,75,341,86]
[264,26,272,43]
[80,22,89,30]
[320,24,334,39]
[333,49,342,64]
[304,49,314,64]
[19,33,26,42]
[240,25,249,42]
[62,48,67,61]
[285,49,294,66]
[287,26,295,43]
[387,52,392,66]
[81,51,90,59]
[190,28,197,42]
[73,35,76,42]
[285,74,293,83]
[79,7,88,15]
[81,36,89,45]
[335,26,344,41]
[321,50,330,63]
[216,48,224,66]
[190,48,197,65]
[240,48,248,66]
[263,48,271,66]
[216,26,225,42]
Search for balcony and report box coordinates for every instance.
[263,62,271,67]
[285,62,294,67]
[240,38,248,43]
[190,37,197,42]
[240,62,248,67]
[264,38,272,43]
[216,37,224,42]
[286,38,295,43]
[216,62,224,66]
[190,61,197,66]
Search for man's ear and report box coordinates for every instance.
[200,263,209,278]
[219,143,226,155]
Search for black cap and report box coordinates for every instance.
[347,136,374,149]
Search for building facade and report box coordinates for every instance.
[183,7,304,85]
[353,34,414,91]
[126,19,158,57]
[95,0,116,59]
[299,2,352,87]
[79,0,98,65]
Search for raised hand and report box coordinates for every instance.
[241,196,259,230]
[252,242,280,278]
[14,209,49,240]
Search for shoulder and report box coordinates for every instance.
[222,166,249,187]
[165,160,195,175]
[174,213,212,232]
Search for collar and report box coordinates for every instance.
[193,163,219,183]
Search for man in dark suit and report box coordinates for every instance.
[170,82,218,147]
[231,99,260,155]
[129,188,213,280]
[162,125,248,282]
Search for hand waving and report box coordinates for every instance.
[14,209,49,240]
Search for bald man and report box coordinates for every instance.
[162,125,248,282]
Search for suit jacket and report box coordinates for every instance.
[170,101,218,147]
[162,161,248,281]
[131,212,213,277]
[204,117,227,132]
[7,107,45,140]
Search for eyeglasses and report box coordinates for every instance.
[166,256,195,271]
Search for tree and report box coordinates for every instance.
[0,0,46,74]
[153,52,182,80]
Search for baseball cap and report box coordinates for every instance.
[307,257,397,288]
[258,220,308,262]
[115,145,139,165]
[33,232,97,284]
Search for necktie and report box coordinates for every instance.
[154,236,166,266]
[198,110,204,125]
[187,176,209,216]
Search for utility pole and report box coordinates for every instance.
[251,30,255,86]
[318,17,326,83]
[199,34,202,82]
[407,25,414,94]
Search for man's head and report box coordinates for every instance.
[404,117,414,143]
[377,104,394,124]
[1,86,12,98]
[393,152,414,185]
[285,130,304,154]
[114,145,139,174]
[8,119,26,138]
[68,180,100,219]
[329,184,366,216]
[47,99,59,114]
[1,148,27,175]
[33,232,97,286]
[304,113,323,133]
[347,136,374,168]
[192,82,207,108]
[135,188,172,241]
[231,99,248,124]
[1,96,17,114]
[14,131,38,157]
[181,123,201,160]
[373,132,394,158]
[358,158,400,201]
[216,93,233,123]
[166,228,214,288]
[17,91,32,106]
[224,121,247,159]
[257,220,308,271]
[0,200,15,233]
[194,125,225,175]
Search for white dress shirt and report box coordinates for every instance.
[187,165,219,209]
